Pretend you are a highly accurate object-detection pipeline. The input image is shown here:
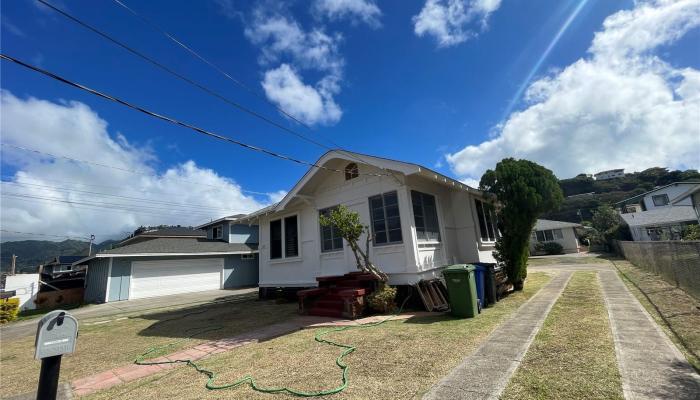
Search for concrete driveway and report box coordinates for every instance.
[0,287,257,341]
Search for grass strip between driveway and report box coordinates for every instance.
[502,271,624,400]
[84,272,553,400]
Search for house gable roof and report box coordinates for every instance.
[615,182,700,205]
[74,238,256,265]
[619,206,697,227]
[236,150,488,220]
[534,219,582,231]
[671,183,700,205]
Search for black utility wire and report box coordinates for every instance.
[0,53,384,176]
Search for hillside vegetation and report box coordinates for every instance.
[542,167,700,223]
[0,239,116,273]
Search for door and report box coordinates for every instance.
[108,260,131,302]
[130,258,223,300]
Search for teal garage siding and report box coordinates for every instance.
[108,258,131,302]
[84,258,110,303]
[224,254,259,288]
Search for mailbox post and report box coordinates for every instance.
[34,310,78,400]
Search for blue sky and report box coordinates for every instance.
[1,0,699,241]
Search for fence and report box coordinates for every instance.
[616,241,700,300]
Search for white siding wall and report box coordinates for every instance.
[258,163,494,287]
[5,274,39,311]
[643,184,694,210]
[529,227,579,254]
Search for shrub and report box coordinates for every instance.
[367,284,397,314]
[0,298,20,324]
[683,224,700,240]
[541,242,564,255]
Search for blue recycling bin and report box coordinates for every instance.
[473,265,486,313]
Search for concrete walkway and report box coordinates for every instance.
[0,288,257,341]
[423,271,573,400]
[599,270,700,399]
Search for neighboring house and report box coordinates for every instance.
[77,225,258,303]
[615,182,699,241]
[594,169,625,181]
[237,150,498,296]
[41,255,86,276]
[620,207,698,241]
[529,219,582,254]
[616,182,700,213]
[115,227,206,247]
[671,183,700,222]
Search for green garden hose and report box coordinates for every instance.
[134,296,410,397]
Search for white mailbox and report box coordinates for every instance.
[34,310,78,360]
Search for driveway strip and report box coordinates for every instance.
[423,271,573,400]
[599,270,700,400]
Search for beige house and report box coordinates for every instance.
[530,219,582,254]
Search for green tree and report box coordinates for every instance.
[590,205,622,245]
[319,205,388,282]
[480,159,563,288]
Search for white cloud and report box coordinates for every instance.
[312,0,382,28]
[244,8,346,126]
[262,64,342,126]
[0,91,276,242]
[447,0,700,181]
[413,0,502,47]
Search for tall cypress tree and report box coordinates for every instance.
[480,159,563,287]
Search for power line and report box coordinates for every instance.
[1,181,241,213]
[0,229,90,241]
[1,192,225,219]
[110,0,315,131]
[0,53,384,177]
[0,143,272,195]
[0,191,234,217]
[38,0,396,181]
[36,0,337,153]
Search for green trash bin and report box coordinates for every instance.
[442,264,478,318]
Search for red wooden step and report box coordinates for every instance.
[314,299,344,310]
[308,307,344,318]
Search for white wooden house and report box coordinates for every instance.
[242,151,498,293]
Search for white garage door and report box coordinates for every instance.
[130,258,223,300]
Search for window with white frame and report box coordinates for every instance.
[319,207,343,252]
[475,199,498,242]
[652,194,670,207]
[213,225,223,240]
[535,229,563,242]
[269,215,299,259]
[369,191,402,245]
[411,190,441,242]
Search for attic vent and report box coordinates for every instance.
[345,163,359,180]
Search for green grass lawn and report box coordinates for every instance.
[0,297,298,398]
[612,259,700,372]
[84,273,553,400]
[527,254,611,267]
[501,271,624,400]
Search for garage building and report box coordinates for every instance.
[78,227,258,303]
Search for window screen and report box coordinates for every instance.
[284,215,299,257]
[270,219,282,259]
[320,207,344,252]
[411,190,441,241]
[369,191,402,245]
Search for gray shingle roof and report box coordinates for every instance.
[100,238,257,255]
[619,206,697,227]
[534,219,582,231]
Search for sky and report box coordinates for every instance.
[1,0,699,243]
